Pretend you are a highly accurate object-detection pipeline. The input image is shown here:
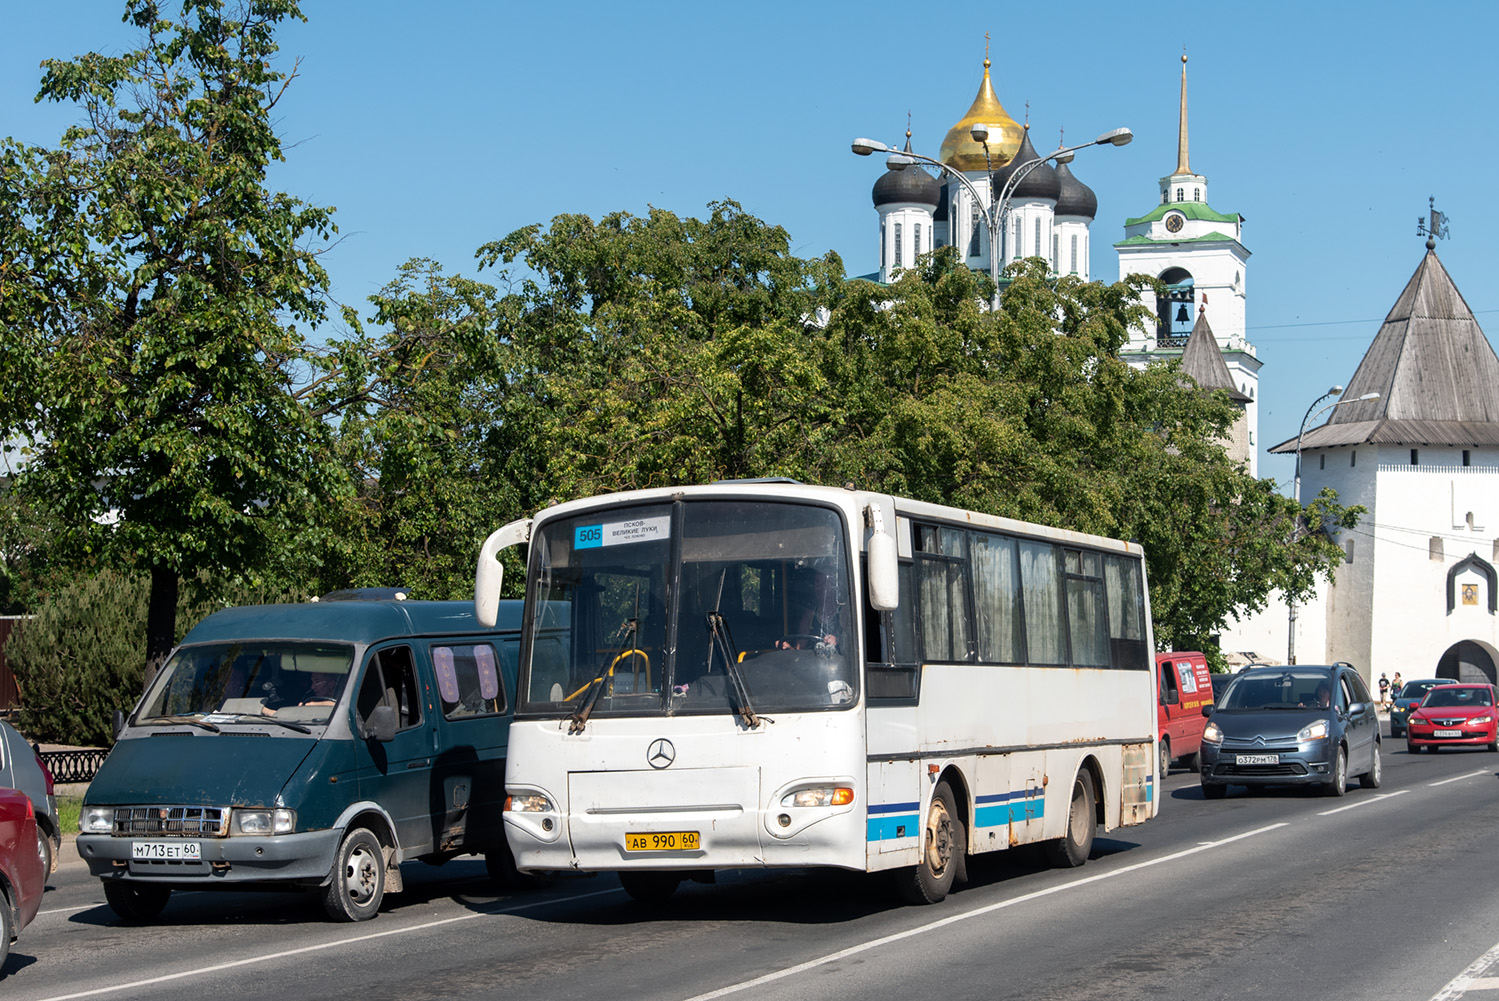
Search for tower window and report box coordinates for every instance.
[1034,218,1041,260]
[1012,217,1021,261]
[1070,234,1078,274]
[1052,234,1058,272]
[1319,454,1325,470]
[1351,450,1357,467]
[1411,448,1420,466]
[1176,187,1184,202]
[895,222,903,269]
[1464,449,1471,466]
[1194,188,1201,202]
[880,221,886,267]
[1345,539,1355,564]
[914,223,922,259]
[968,203,982,258]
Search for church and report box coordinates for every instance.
[863,52,1499,687]
[865,53,1261,475]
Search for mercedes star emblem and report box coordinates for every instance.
[647,738,676,769]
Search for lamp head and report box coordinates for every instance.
[1053,148,1075,164]
[851,138,887,156]
[970,123,990,143]
[1095,127,1133,146]
[884,153,914,172]
[1328,384,1345,396]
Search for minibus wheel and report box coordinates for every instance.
[323,826,384,921]
[102,880,171,922]
[895,781,960,904]
[1045,770,1096,868]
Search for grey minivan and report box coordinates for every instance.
[1199,663,1381,798]
[77,597,528,922]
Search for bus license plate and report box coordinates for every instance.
[1235,753,1279,765]
[625,831,699,852]
[1434,729,1462,738]
[132,841,202,861]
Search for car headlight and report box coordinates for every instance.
[780,786,855,808]
[1202,721,1224,745]
[1469,716,1494,725]
[235,809,296,835]
[506,793,554,813]
[1297,720,1330,742]
[1409,717,1428,727]
[80,806,113,834]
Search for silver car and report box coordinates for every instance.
[0,721,61,874]
[1199,664,1382,798]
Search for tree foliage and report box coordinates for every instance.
[480,210,1358,647]
[0,0,343,664]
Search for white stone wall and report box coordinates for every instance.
[878,203,938,283]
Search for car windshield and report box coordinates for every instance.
[139,641,355,726]
[519,498,856,719]
[1422,687,1493,708]
[1215,670,1335,710]
[1398,682,1441,701]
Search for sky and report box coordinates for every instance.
[5,0,1498,493]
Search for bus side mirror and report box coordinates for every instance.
[865,503,899,611]
[363,705,397,743]
[475,518,532,626]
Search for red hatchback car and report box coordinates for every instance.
[0,787,45,969]
[1407,684,1499,753]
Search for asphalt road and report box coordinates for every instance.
[10,735,1499,1001]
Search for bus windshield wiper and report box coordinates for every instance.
[569,589,642,734]
[140,715,220,733]
[705,570,759,729]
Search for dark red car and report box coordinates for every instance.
[0,787,45,969]
[1407,684,1499,753]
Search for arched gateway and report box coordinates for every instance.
[1436,641,1499,685]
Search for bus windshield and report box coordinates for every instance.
[519,499,857,718]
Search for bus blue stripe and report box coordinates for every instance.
[868,801,920,815]
[867,814,919,841]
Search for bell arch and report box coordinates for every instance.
[1156,267,1194,346]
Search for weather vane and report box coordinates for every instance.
[1417,196,1449,250]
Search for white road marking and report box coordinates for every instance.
[678,823,1290,1001]
[1316,789,1409,815]
[36,903,98,918]
[29,887,621,1001]
[1430,769,1492,787]
[1429,937,1499,1001]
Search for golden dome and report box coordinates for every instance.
[938,59,1022,172]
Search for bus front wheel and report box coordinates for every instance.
[895,781,961,905]
[1044,770,1096,869]
[619,871,680,904]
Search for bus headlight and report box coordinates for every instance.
[236,809,296,835]
[1202,722,1224,745]
[81,807,113,834]
[780,787,855,808]
[506,793,554,813]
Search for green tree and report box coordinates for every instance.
[480,209,1357,647]
[0,0,343,665]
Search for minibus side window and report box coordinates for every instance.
[356,646,423,732]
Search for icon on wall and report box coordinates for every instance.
[1463,583,1479,606]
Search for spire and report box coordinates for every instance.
[1176,50,1191,175]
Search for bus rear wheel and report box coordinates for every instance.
[1045,770,1096,869]
[895,781,960,905]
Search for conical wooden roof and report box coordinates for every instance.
[1180,311,1251,402]
[1270,250,1499,451]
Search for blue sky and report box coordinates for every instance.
[6,1,1498,491]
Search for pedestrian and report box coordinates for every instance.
[1392,671,1404,700]
[1378,672,1390,706]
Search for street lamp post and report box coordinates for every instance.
[851,126,1131,310]
[1287,387,1380,664]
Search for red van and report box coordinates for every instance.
[1158,652,1215,777]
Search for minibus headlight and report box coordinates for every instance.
[780,786,855,808]
[1201,722,1224,745]
[236,809,296,834]
[1297,720,1330,742]
[81,807,113,834]
[506,793,554,813]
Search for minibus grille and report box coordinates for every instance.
[113,806,230,837]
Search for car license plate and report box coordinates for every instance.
[1434,729,1463,738]
[625,831,699,852]
[1235,753,1280,765]
[132,841,202,861]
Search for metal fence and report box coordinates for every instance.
[40,748,109,784]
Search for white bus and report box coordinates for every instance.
[476,481,1158,904]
